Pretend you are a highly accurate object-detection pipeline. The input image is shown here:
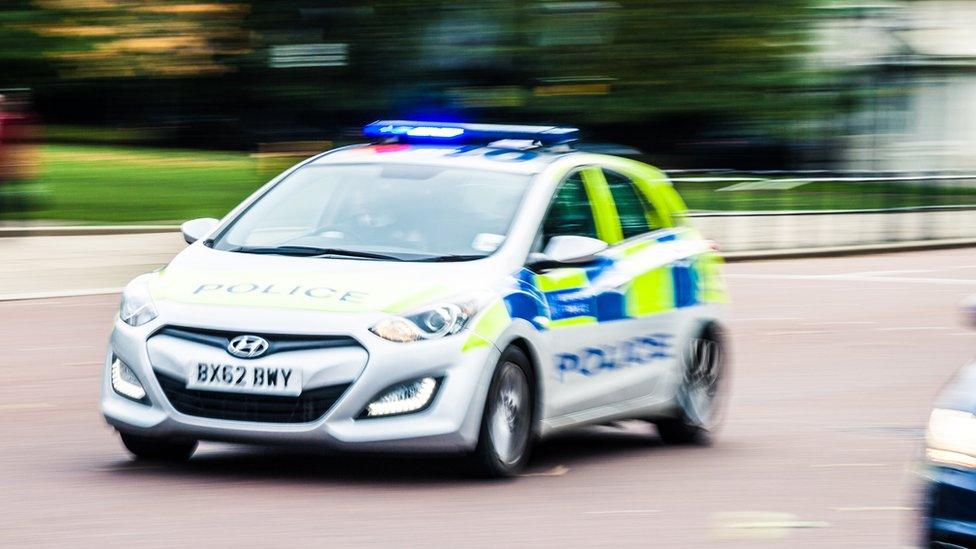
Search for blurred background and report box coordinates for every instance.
[4,0,976,227]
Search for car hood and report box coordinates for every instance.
[147,244,504,315]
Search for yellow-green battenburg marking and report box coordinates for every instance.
[549,316,597,328]
[626,266,674,316]
[618,239,654,257]
[463,300,511,351]
[533,269,588,292]
[581,167,625,244]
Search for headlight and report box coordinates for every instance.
[926,408,976,469]
[111,357,149,404]
[369,298,480,343]
[119,277,158,327]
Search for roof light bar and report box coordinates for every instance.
[363,120,579,146]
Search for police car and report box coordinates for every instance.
[102,121,729,477]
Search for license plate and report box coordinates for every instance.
[186,362,302,396]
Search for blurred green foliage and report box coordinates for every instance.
[8,144,289,223]
[1,1,829,132]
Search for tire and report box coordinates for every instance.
[655,326,727,445]
[468,346,534,478]
[119,432,197,462]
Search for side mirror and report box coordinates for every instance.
[528,235,608,269]
[180,217,219,245]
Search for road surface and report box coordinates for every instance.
[2,248,975,547]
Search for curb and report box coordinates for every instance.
[722,237,976,262]
[0,225,178,237]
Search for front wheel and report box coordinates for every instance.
[655,327,727,445]
[119,432,197,462]
[468,347,534,478]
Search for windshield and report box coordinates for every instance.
[212,163,532,261]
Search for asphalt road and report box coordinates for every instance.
[3,248,975,548]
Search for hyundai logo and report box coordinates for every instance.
[227,335,270,359]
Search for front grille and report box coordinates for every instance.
[155,370,350,424]
[156,326,360,358]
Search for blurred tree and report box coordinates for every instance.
[0,0,832,153]
[19,1,250,78]
[522,0,824,126]
[0,0,61,85]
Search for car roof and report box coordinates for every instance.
[310,143,578,175]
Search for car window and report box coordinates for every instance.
[603,169,664,237]
[541,171,598,245]
[212,163,531,260]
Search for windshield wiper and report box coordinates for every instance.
[414,254,486,262]
[228,245,404,261]
[314,249,407,261]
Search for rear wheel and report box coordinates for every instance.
[119,432,197,462]
[655,327,726,444]
[469,347,534,478]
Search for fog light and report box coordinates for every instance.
[363,377,439,418]
[111,358,148,403]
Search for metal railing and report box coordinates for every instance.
[665,171,976,251]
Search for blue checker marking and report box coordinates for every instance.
[672,262,698,308]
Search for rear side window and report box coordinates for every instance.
[541,171,598,244]
[603,169,662,238]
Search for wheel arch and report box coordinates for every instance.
[697,318,726,344]
[496,334,546,438]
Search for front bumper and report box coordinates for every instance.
[101,310,500,453]
[922,464,976,546]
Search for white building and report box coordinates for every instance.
[814,1,976,172]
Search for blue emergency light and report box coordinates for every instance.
[363,120,579,146]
